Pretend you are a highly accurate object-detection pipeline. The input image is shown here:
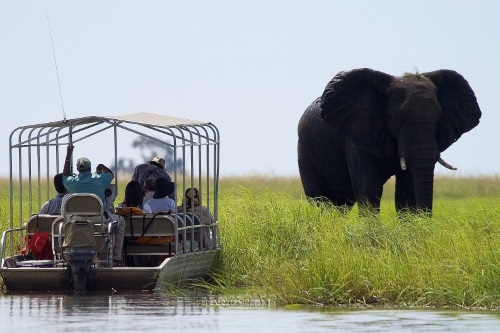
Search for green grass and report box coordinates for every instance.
[211,175,500,309]
[2,175,500,309]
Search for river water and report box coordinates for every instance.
[1,292,500,332]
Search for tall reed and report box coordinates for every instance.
[212,175,500,308]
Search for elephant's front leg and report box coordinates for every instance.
[345,140,386,215]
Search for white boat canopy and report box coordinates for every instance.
[8,112,220,231]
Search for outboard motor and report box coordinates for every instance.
[62,218,97,294]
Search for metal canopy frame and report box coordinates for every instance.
[7,113,220,235]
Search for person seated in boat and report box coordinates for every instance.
[115,180,152,215]
[144,177,176,214]
[177,187,213,250]
[62,144,126,266]
[38,173,68,215]
[143,177,156,203]
[131,156,175,200]
[132,177,176,266]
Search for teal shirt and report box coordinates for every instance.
[63,171,113,204]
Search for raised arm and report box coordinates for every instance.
[63,144,74,176]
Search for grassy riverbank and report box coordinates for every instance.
[2,175,500,309]
[212,175,500,309]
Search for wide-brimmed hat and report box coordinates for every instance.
[152,177,175,198]
[76,157,91,171]
[148,156,166,170]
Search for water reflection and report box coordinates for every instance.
[2,292,500,332]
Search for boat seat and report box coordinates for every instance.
[56,193,112,266]
[63,193,106,220]
[21,214,63,262]
[123,214,178,237]
[25,214,62,251]
[122,214,179,257]
[26,214,62,234]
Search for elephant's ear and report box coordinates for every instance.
[423,70,482,152]
[320,68,394,157]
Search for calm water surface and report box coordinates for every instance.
[1,292,500,332]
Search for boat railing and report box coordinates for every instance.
[1,214,64,267]
[0,227,25,267]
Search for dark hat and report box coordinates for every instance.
[153,177,175,198]
[148,156,166,170]
[76,157,91,171]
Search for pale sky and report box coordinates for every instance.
[1,1,498,178]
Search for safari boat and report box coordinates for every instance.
[0,113,220,294]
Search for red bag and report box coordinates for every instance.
[29,229,53,260]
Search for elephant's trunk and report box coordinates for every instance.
[398,125,438,216]
[411,160,435,215]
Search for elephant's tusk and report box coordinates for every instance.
[400,157,407,170]
[438,157,457,170]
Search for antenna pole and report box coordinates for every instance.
[46,10,66,121]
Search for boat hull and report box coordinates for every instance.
[0,250,218,293]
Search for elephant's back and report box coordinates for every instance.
[298,98,346,154]
[298,98,353,203]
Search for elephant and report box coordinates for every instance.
[297,68,482,216]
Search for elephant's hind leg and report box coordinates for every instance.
[298,155,355,212]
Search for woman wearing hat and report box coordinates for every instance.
[143,177,176,214]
